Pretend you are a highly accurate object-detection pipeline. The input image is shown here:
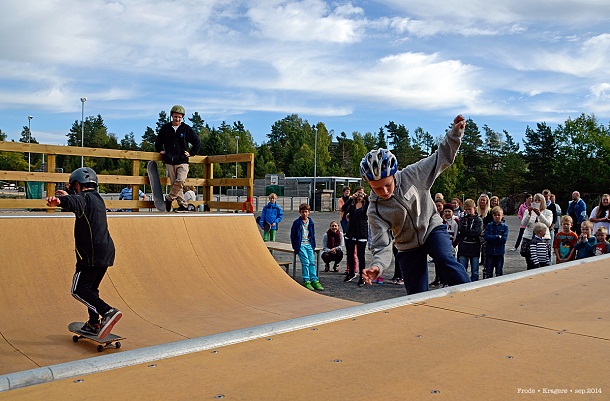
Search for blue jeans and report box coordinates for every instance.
[298,244,318,283]
[396,226,470,294]
[485,255,504,277]
[458,255,480,281]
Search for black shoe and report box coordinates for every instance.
[357,276,365,287]
[174,205,189,213]
[324,264,330,272]
[99,308,122,339]
[165,198,172,212]
[81,321,100,336]
[343,273,356,282]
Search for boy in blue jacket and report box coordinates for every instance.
[484,206,509,277]
[290,203,324,291]
[260,193,283,241]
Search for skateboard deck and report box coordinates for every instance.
[69,322,125,352]
[147,160,166,212]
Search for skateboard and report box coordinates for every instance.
[147,161,166,212]
[69,322,125,352]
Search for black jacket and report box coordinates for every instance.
[59,190,115,268]
[155,122,201,165]
[456,214,482,257]
[342,197,369,240]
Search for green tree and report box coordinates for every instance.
[459,118,485,194]
[254,143,277,178]
[554,113,609,197]
[155,111,170,135]
[481,125,504,195]
[120,132,139,150]
[140,127,156,152]
[189,112,205,134]
[0,130,28,171]
[267,114,309,174]
[412,126,434,159]
[494,131,525,198]
[522,122,557,193]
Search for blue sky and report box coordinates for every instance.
[1,0,610,147]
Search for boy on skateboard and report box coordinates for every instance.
[47,167,122,339]
[361,115,471,294]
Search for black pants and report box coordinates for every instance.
[322,249,343,265]
[345,239,366,275]
[392,245,403,280]
[72,265,112,323]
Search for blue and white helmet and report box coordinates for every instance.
[360,148,398,182]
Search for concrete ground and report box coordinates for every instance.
[265,212,527,303]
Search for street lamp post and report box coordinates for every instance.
[235,135,239,193]
[80,97,87,167]
[27,116,33,172]
[313,126,318,212]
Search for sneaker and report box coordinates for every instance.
[343,273,357,282]
[99,308,122,339]
[510,247,517,252]
[303,281,314,290]
[395,278,404,285]
[324,264,330,272]
[311,280,324,291]
[332,264,339,272]
[376,277,384,285]
[357,276,365,287]
[165,197,172,212]
[174,205,189,213]
[81,321,100,336]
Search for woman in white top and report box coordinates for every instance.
[521,193,553,269]
[589,194,610,233]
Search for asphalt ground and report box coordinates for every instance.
[263,211,527,304]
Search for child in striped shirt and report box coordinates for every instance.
[530,222,550,269]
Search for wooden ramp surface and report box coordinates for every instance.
[0,214,356,376]
[2,254,609,399]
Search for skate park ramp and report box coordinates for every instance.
[2,254,609,400]
[0,214,357,376]
[1,214,609,399]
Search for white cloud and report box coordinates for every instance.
[376,0,610,25]
[247,0,366,43]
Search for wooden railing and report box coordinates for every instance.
[0,141,254,212]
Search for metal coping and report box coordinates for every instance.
[0,213,254,219]
[2,254,607,392]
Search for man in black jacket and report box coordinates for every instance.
[46,167,121,339]
[155,105,201,212]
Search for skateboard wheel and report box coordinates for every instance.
[72,335,79,343]
[97,345,104,352]
[115,342,121,349]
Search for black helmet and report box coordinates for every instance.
[69,167,98,188]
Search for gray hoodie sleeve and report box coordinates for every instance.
[368,205,394,276]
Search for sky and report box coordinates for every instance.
[1,0,610,147]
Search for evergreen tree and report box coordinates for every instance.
[522,122,557,192]
[482,125,504,195]
[140,127,156,152]
[155,111,170,135]
[189,112,205,133]
[459,118,485,194]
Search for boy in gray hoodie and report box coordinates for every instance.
[361,115,471,294]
